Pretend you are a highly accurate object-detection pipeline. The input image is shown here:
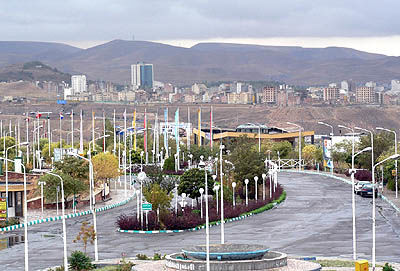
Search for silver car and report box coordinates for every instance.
[354,181,371,195]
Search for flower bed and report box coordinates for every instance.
[116,185,284,231]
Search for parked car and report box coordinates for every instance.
[360,183,378,198]
[354,181,371,195]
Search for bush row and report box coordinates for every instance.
[116,185,284,231]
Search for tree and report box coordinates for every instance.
[143,183,173,214]
[54,156,89,183]
[357,132,394,170]
[302,144,319,163]
[178,168,214,201]
[163,156,175,171]
[229,136,265,186]
[92,152,120,185]
[41,171,87,203]
[270,140,293,159]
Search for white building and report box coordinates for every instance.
[71,75,87,93]
[341,81,349,91]
[391,79,400,92]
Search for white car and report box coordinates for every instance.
[354,181,371,195]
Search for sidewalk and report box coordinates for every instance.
[27,185,136,223]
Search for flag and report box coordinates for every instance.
[164,108,168,155]
[144,109,147,154]
[59,112,64,120]
[198,108,201,146]
[36,112,42,119]
[175,108,179,154]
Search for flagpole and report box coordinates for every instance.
[48,113,51,158]
[133,109,137,151]
[71,109,74,148]
[124,109,127,198]
[113,109,116,155]
[80,110,83,154]
[59,112,62,160]
[198,108,201,146]
[101,111,104,152]
[26,117,29,164]
[144,108,148,164]
[165,108,169,158]
[187,107,190,150]
[210,106,213,148]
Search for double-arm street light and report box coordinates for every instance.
[68,152,98,261]
[199,156,210,271]
[36,169,68,271]
[287,122,302,171]
[376,127,398,199]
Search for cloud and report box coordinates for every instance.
[0,0,399,42]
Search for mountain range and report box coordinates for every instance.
[1,39,400,85]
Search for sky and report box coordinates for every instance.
[2,0,400,55]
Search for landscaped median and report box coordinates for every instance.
[117,190,286,234]
[0,195,135,232]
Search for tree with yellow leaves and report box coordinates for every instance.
[92,152,120,186]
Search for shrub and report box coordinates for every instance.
[116,185,284,231]
[0,217,20,228]
[387,178,400,191]
[136,254,148,260]
[383,263,395,271]
[163,156,175,171]
[354,170,372,182]
[68,250,95,271]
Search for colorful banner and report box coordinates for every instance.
[198,108,201,146]
[210,106,213,148]
[0,197,7,221]
[164,108,168,156]
[322,136,333,168]
[144,109,147,154]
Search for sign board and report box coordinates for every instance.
[57,100,67,105]
[392,169,397,177]
[322,136,333,169]
[0,197,7,221]
[142,203,152,211]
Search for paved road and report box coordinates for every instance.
[1,172,400,270]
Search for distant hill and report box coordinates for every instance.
[1,40,400,85]
[0,61,71,83]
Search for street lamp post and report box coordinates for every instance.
[262,173,266,201]
[213,180,219,214]
[175,183,178,214]
[38,180,46,217]
[36,170,68,271]
[199,188,204,219]
[354,127,376,268]
[136,189,140,221]
[287,122,302,171]
[138,171,147,230]
[339,124,368,261]
[376,127,398,199]
[68,152,98,261]
[318,121,334,174]
[244,179,249,205]
[232,182,236,207]
[371,154,400,269]
[219,144,225,244]
[198,158,210,271]
[254,176,258,201]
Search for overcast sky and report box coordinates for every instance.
[2,0,400,55]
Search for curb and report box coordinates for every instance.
[0,195,135,232]
[281,170,400,214]
[117,192,286,234]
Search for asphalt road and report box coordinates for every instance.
[1,171,400,270]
